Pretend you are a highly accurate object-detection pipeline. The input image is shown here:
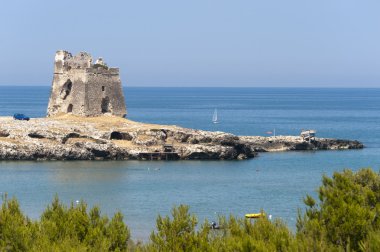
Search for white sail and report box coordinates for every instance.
[212,109,218,123]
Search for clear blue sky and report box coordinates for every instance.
[1,0,379,87]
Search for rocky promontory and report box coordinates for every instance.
[0,115,363,161]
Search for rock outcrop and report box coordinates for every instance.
[0,115,363,161]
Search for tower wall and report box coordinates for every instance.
[47,50,127,117]
[84,68,126,117]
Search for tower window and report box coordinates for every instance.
[102,86,105,91]
[61,79,72,100]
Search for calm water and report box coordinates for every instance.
[0,86,380,240]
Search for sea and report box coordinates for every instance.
[0,86,380,240]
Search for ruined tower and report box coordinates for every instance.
[47,50,127,117]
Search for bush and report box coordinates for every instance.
[148,205,207,251]
[0,195,130,251]
[297,168,380,251]
[0,195,35,251]
[146,206,297,252]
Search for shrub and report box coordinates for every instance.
[0,195,35,251]
[0,195,130,251]
[297,168,380,251]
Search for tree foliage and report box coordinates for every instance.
[0,195,130,251]
[297,168,380,251]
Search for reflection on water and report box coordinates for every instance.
[48,161,131,183]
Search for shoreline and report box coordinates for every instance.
[0,115,364,161]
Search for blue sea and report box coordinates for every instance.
[0,86,380,240]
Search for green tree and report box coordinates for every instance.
[149,205,203,251]
[297,168,380,251]
[0,194,36,251]
[359,229,380,252]
[36,196,130,251]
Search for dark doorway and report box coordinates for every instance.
[67,104,73,113]
[101,96,111,113]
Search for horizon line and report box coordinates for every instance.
[0,84,379,89]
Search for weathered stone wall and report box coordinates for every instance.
[47,69,87,116]
[47,50,127,117]
[85,69,126,117]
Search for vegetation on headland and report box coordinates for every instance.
[1,168,380,251]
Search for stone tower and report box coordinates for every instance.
[47,50,127,117]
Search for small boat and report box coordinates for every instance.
[212,108,219,124]
[245,213,265,219]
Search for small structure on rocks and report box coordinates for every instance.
[163,144,174,153]
[300,129,316,142]
[47,50,127,117]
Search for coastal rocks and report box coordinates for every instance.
[0,130,10,137]
[312,139,363,150]
[240,136,364,152]
[132,135,158,146]
[0,115,364,161]
[179,144,241,160]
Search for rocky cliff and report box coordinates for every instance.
[0,115,363,161]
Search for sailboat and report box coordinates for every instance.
[212,108,219,124]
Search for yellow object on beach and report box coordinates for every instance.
[245,213,265,219]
